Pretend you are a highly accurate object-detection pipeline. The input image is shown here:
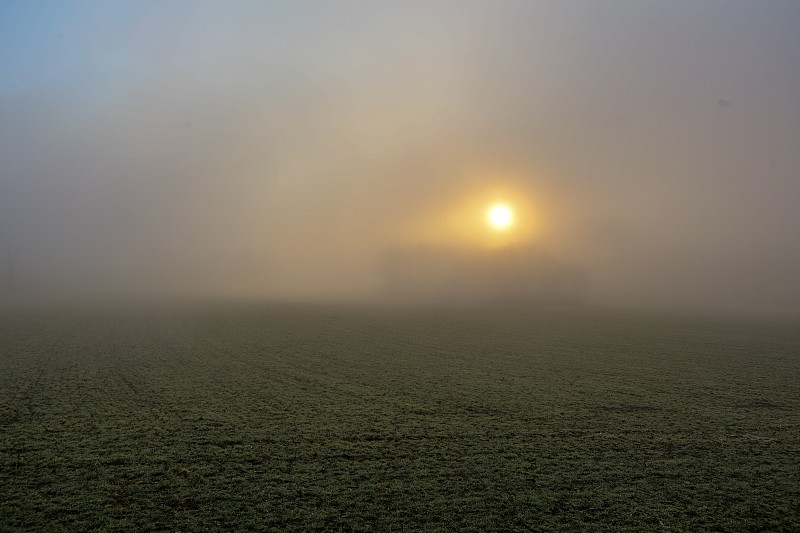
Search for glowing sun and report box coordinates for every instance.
[487,203,514,230]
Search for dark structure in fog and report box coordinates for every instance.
[377,245,587,304]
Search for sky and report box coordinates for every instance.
[1,0,799,314]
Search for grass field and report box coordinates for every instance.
[1,302,799,531]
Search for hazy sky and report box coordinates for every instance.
[1,1,799,313]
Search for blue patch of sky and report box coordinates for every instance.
[0,2,170,108]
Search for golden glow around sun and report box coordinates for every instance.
[400,179,539,248]
[487,203,514,230]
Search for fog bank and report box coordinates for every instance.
[1,1,799,315]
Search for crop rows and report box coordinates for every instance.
[1,303,799,531]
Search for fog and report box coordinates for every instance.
[1,1,799,315]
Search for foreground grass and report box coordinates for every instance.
[1,302,799,531]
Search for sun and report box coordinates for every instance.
[487,203,514,230]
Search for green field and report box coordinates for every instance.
[1,302,799,531]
